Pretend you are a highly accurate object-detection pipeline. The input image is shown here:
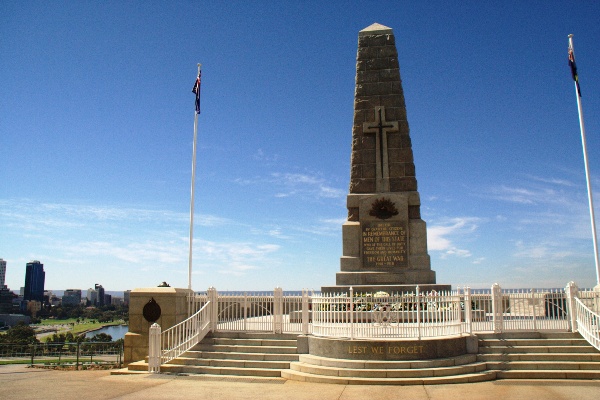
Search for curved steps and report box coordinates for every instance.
[282,354,496,385]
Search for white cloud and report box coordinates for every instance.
[428,217,480,259]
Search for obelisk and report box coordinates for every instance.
[323,23,448,294]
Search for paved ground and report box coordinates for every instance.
[1,364,599,400]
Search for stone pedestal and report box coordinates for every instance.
[124,287,192,365]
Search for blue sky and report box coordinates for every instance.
[1,1,599,292]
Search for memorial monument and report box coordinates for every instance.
[323,23,449,294]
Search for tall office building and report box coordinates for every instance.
[95,284,105,307]
[24,260,45,302]
[62,289,82,306]
[0,259,6,289]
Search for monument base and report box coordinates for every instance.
[321,284,451,294]
[308,335,475,361]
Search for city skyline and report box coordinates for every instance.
[1,2,599,291]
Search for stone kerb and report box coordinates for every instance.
[124,287,192,365]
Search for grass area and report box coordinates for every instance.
[36,319,126,341]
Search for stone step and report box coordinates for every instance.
[476,332,581,340]
[208,331,299,340]
[281,369,497,385]
[298,353,477,369]
[478,353,600,362]
[496,370,600,380]
[192,344,299,354]
[159,363,284,377]
[203,337,297,347]
[174,356,291,369]
[290,360,488,379]
[479,338,588,347]
[183,350,299,362]
[478,345,597,354]
[485,360,600,370]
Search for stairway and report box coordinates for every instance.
[281,353,496,385]
[477,331,600,379]
[126,331,300,377]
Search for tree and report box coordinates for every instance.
[0,322,39,344]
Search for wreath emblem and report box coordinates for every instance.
[369,198,399,220]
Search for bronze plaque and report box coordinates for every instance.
[362,221,408,268]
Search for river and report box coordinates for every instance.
[85,324,128,341]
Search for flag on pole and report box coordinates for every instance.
[192,71,201,113]
[568,44,581,97]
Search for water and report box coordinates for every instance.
[85,324,128,341]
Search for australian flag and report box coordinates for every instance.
[192,72,201,113]
[568,45,581,97]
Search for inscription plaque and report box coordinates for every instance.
[362,221,408,268]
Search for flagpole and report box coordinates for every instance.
[569,35,600,287]
[188,63,201,291]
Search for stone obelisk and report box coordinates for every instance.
[323,23,448,294]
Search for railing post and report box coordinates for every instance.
[207,286,218,332]
[243,292,248,331]
[148,323,161,373]
[531,288,537,331]
[302,289,309,335]
[416,286,421,340]
[465,286,472,335]
[491,283,503,333]
[565,281,579,333]
[349,287,354,340]
[274,287,283,334]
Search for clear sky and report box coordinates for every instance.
[1,1,599,292]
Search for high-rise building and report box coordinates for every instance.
[62,289,82,306]
[24,261,45,302]
[0,259,6,289]
[87,288,98,305]
[95,284,105,307]
[123,290,131,306]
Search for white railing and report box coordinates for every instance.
[147,282,600,372]
[148,301,211,373]
[575,297,600,351]
[312,288,463,339]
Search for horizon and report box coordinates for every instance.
[1,2,599,291]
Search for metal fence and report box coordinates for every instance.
[0,341,123,369]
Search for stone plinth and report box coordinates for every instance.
[308,336,470,361]
[124,287,192,365]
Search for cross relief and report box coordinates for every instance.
[363,106,399,192]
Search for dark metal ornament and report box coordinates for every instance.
[369,198,399,220]
[143,297,161,323]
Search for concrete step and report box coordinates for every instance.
[478,353,600,362]
[479,338,588,347]
[159,363,284,377]
[290,360,488,379]
[192,344,299,354]
[281,369,497,385]
[496,370,600,380]
[476,332,581,340]
[298,353,478,369]
[174,356,291,369]
[183,350,299,361]
[204,337,297,347]
[479,345,597,354]
[486,361,600,370]
[207,331,299,340]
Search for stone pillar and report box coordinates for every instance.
[124,287,192,365]
[323,23,447,294]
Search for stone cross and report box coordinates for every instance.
[363,106,398,192]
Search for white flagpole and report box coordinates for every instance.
[569,35,600,287]
[188,63,201,291]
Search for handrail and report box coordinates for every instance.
[574,297,600,351]
[149,300,211,372]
